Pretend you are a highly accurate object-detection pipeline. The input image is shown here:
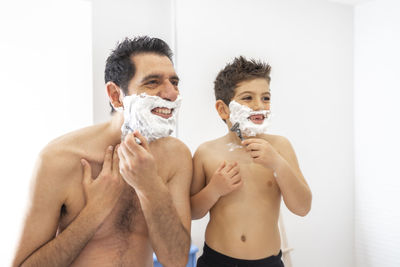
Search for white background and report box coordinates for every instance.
[0,0,92,264]
[1,0,399,266]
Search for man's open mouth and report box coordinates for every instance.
[151,107,173,119]
[248,114,265,124]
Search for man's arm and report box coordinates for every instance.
[13,146,123,267]
[243,136,312,216]
[118,133,191,267]
[190,146,242,219]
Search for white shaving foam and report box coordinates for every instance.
[226,142,243,152]
[228,100,271,137]
[121,93,182,142]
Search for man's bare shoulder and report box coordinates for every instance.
[153,136,191,158]
[36,123,106,183]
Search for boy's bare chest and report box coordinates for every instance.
[204,147,280,196]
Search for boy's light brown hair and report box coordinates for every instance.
[214,56,272,105]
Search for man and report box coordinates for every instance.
[12,36,192,267]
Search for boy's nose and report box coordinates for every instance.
[252,99,263,111]
[158,80,178,101]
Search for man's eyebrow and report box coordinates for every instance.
[140,74,162,83]
[140,74,180,83]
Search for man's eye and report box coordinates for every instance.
[171,80,179,86]
[263,96,270,101]
[147,80,158,84]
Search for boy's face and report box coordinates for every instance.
[231,78,271,124]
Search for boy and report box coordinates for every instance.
[190,56,312,267]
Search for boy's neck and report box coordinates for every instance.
[227,130,244,145]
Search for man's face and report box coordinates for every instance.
[126,53,179,119]
[231,78,271,125]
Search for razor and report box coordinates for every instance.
[230,122,243,141]
[121,125,142,144]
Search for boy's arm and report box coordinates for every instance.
[13,146,123,267]
[190,145,242,220]
[243,136,312,216]
[273,137,312,216]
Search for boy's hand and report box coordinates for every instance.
[209,161,243,197]
[242,138,283,170]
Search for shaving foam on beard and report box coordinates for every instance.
[228,100,271,137]
[120,93,182,142]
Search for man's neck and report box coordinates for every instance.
[105,112,124,146]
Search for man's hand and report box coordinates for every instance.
[118,131,160,192]
[81,145,124,216]
[209,161,243,197]
[242,138,283,170]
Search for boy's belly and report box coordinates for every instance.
[205,170,282,259]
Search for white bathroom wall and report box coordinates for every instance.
[0,0,92,265]
[175,1,354,266]
[92,0,174,124]
[354,1,400,266]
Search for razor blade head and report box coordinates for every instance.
[121,125,142,144]
[230,122,243,140]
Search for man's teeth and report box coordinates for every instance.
[153,108,172,115]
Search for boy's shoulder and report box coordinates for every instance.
[258,133,291,146]
[193,136,226,161]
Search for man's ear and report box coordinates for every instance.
[106,82,124,109]
[215,100,230,121]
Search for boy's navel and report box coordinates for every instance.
[241,234,246,242]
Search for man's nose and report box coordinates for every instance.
[158,80,178,101]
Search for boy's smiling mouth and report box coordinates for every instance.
[248,114,265,124]
[151,107,173,119]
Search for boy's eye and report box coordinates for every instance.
[170,79,179,86]
[263,96,270,101]
[242,96,252,100]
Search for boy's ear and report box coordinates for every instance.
[106,82,124,109]
[215,100,230,120]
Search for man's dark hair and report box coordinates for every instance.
[105,36,173,112]
[214,56,271,106]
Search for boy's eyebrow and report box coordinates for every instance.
[237,91,271,96]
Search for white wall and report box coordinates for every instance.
[354,1,400,266]
[0,0,92,265]
[92,0,174,124]
[176,1,354,266]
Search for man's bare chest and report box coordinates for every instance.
[58,158,171,237]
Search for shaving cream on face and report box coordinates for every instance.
[228,100,271,137]
[121,93,182,142]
